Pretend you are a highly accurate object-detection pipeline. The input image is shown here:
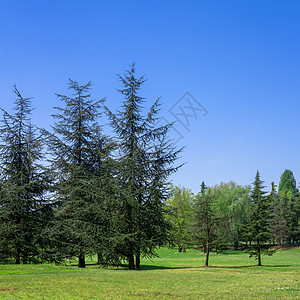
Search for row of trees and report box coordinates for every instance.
[166,170,300,266]
[1,64,299,268]
[0,64,181,269]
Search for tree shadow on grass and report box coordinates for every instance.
[65,263,293,270]
[208,264,292,269]
[139,265,182,270]
[141,264,293,270]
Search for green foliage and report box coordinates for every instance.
[278,169,298,194]
[47,79,113,267]
[106,63,181,269]
[269,183,289,246]
[165,185,194,252]
[271,171,300,245]
[190,184,220,266]
[211,181,252,249]
[282,191,300,245]
[0,86,52,264]
[244,171,274,266]
[1,69,299,270]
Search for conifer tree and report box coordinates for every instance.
[0,86,51,264]
[48,79,107,268]
[106,63,181,269]
[190,182,220,267]
[245,171,274,266]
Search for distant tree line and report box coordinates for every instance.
[166,170,300,266]
[0,64,181,269]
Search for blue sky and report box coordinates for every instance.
[1,0,299,193]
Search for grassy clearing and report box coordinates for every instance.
[0,248,299,299]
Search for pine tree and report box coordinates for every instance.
[190,183,219,267]
[48,79,107,268]
[106,63,181,269]
[246,171,274,266]
[0,86,51,264]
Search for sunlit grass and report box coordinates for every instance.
[0,247,299,299]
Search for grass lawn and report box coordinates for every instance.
[0,247,299,299]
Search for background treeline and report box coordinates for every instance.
[0,65,181,269]
[166,169,300,266]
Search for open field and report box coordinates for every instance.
[0,248,299,299]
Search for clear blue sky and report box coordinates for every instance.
[1,0,299,193]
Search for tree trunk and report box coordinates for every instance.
[15,256,20,264]
[135,252,141,270]
[234,241,239,250]
[78,253,86,268]
[178,246,182,252]
[97,253,104,265]
[257,239,261,266]
[257,254,261,266]
[128,254,135,270]
[182,248,186,253]
[23,254,28,264]
[205,240,209,267]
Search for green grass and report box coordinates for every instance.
[0,248,299,299]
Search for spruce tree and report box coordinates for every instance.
[106,63,181,269]
[246,171,274,266]
[0,86,51,264]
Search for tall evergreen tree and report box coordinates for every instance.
[0,86,51,264]
[190,183,220,267]
[106,63,181,269]
[48,79,107,268]
[245,171,274,266]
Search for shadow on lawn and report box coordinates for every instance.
[65,263,182,270]
[140,264,293,270]
[67,263,191,270]
[65,263,292,270]
[117,264,293,270]
[208,264,292,269]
